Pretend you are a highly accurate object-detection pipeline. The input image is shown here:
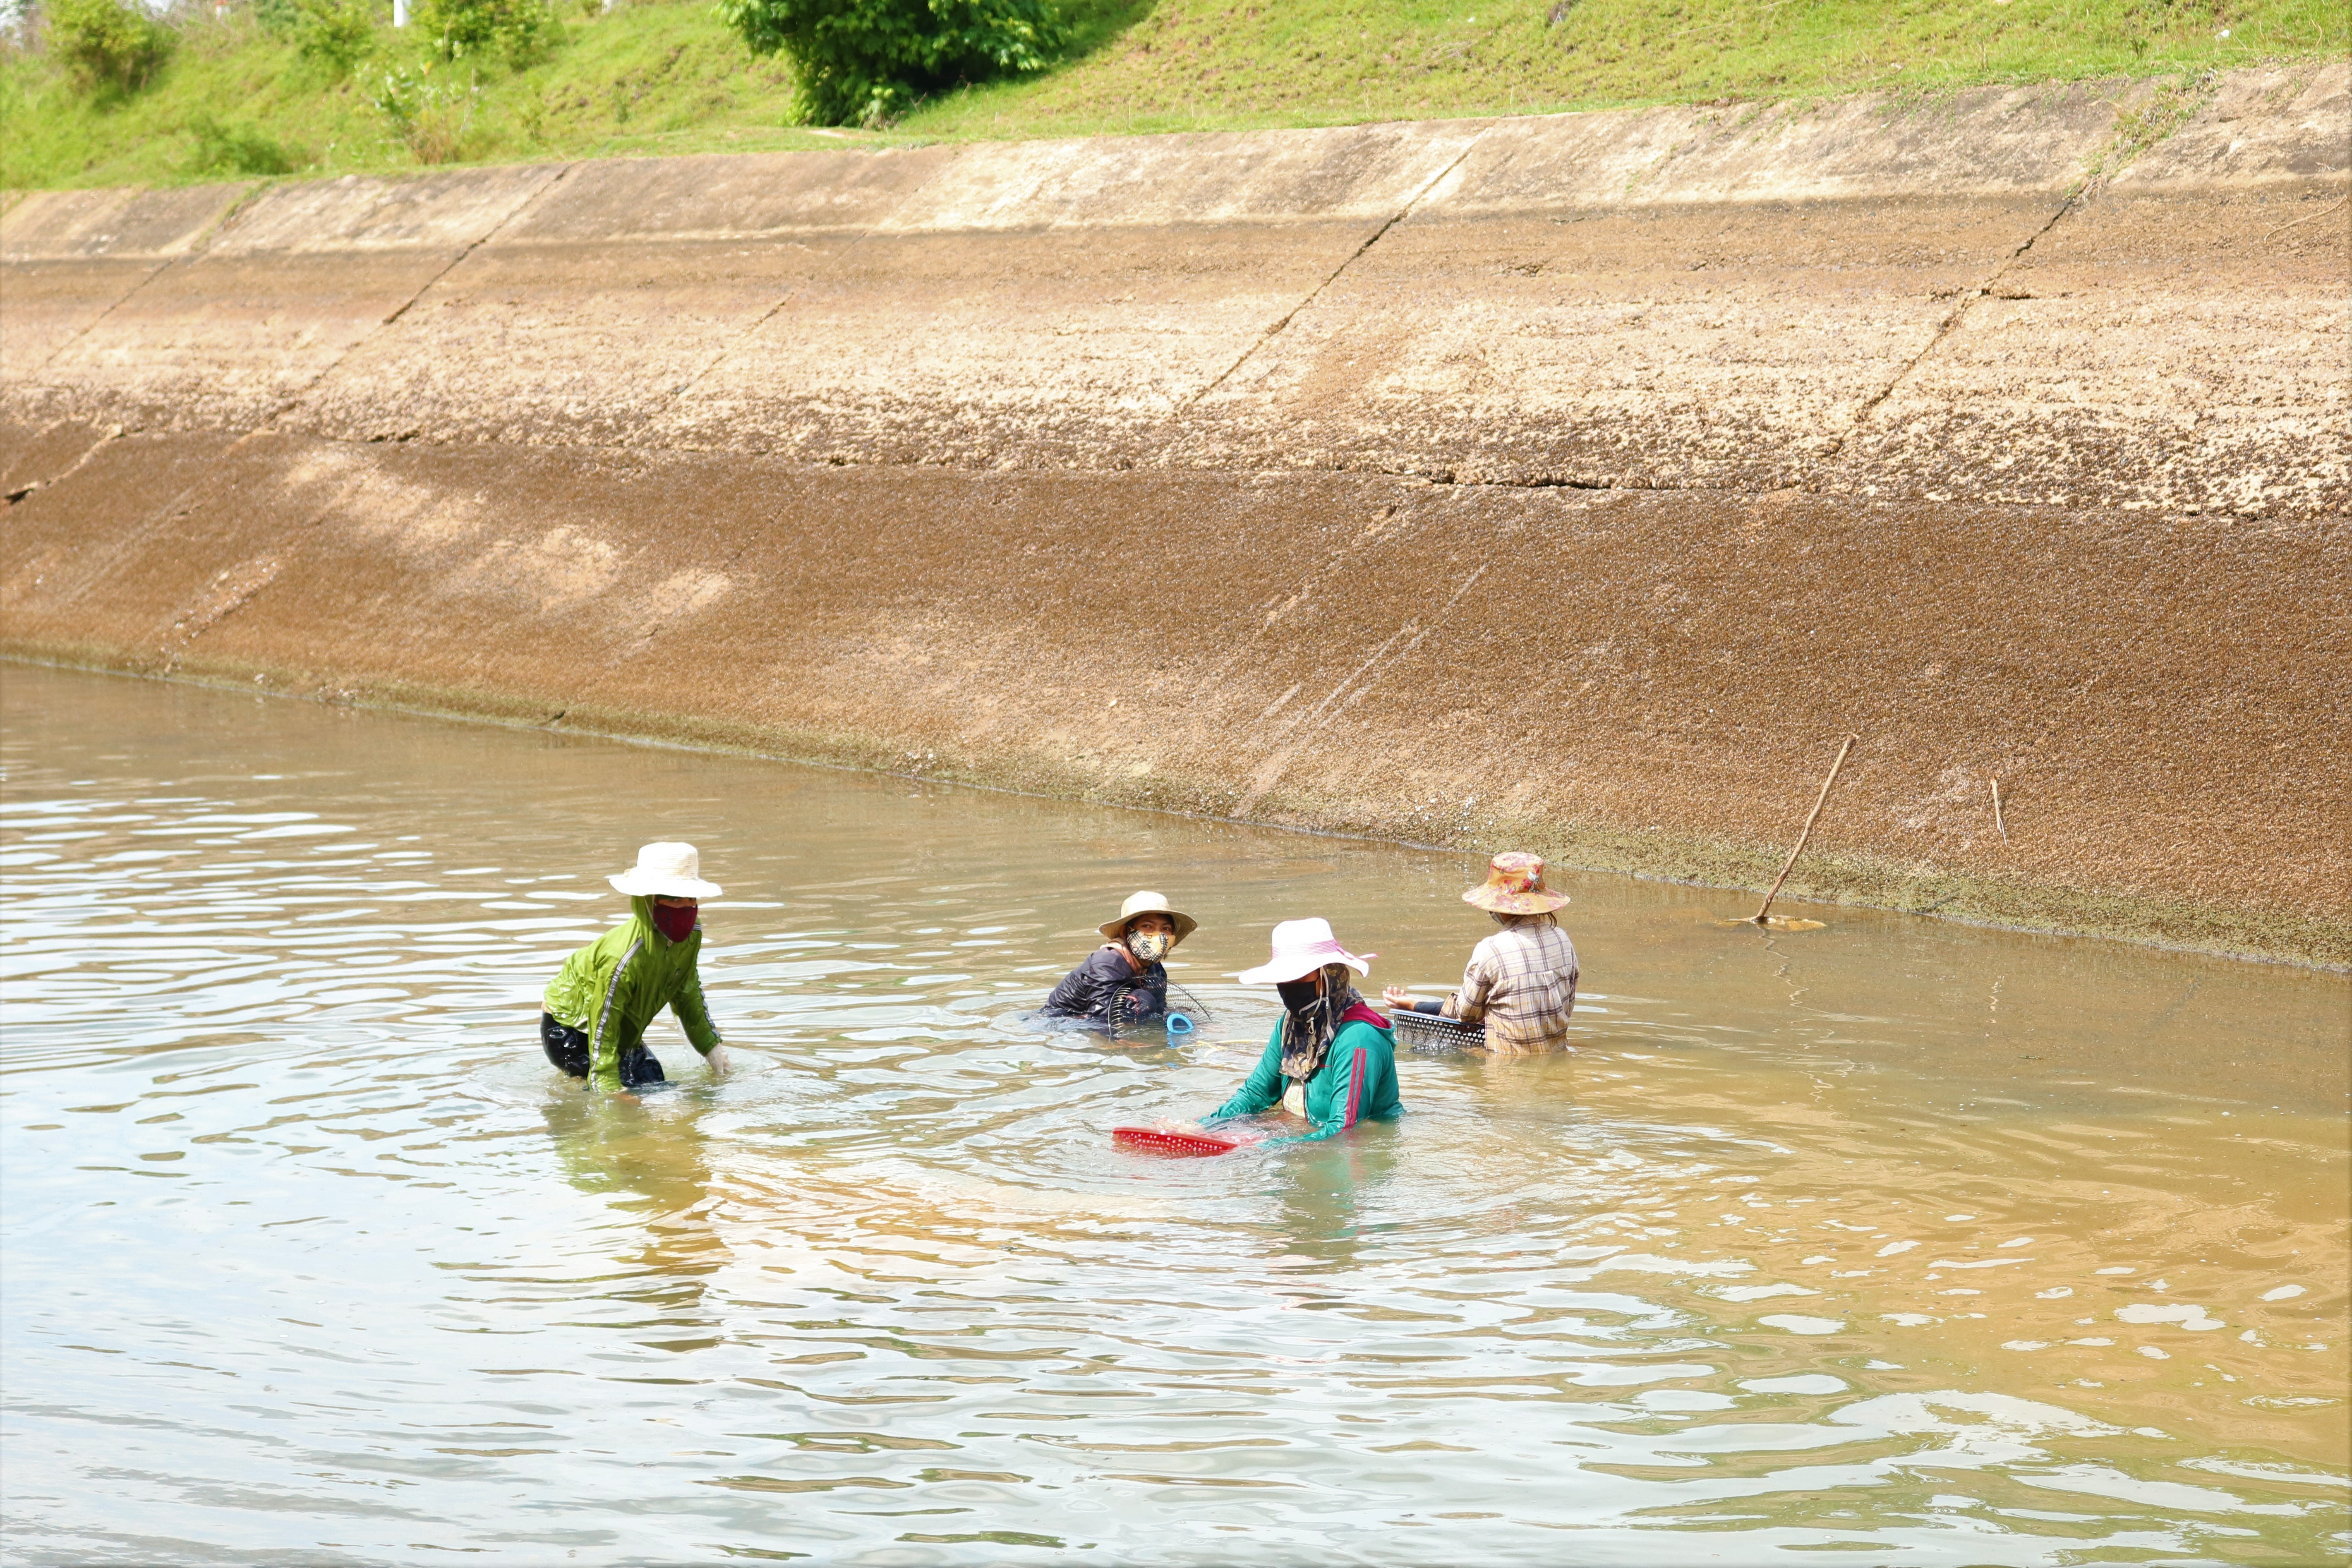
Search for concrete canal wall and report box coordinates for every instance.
[4,65,2347,964]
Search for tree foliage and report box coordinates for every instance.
[256,0,378,77]
[716,0,1066,127]
[416,0,559,69]
[46,0,174,94]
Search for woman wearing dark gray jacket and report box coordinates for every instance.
[1041,892,1197,1025]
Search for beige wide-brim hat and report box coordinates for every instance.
[609,841,724,900]
[1098,890,1198,947]
[1464,851,1568,914]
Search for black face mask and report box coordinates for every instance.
[1275,977,1321,1014]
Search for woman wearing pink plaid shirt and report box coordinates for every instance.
[1384,852,1579,1053]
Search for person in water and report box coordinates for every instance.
[541,842,732,1091]
[1207,918,1401,1141]
[1042,891,1195,1025]
[1384,851,1579,1053]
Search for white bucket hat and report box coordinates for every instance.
[1236,918,1373,985]
[1098,890,1198,947]
[609,842,723,900]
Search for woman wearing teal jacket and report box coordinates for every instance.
[541,842,731,1092]
[1208,918,1401,1142]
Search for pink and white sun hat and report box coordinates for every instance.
[1236,918,1374,985]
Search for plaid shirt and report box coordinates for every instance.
[1444,921,1579,1051]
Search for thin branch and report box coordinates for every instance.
[1751,734,1860,924]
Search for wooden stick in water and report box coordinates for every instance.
[1750,734,1860,925]
[1991,775,2008,844]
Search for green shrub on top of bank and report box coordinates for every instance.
[717,0,1066,127]
[2,0,2343,190]
[43,0,174,92]
[255,0,379,77]
[417,0,560,70]
[368,61,484,160]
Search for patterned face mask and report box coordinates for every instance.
[1125,928,1173,964]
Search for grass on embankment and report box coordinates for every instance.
[3,0,2344,190]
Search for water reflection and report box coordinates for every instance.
[539,1090,730,1352]
[1,664,2345,1567]
[1261,1126,1400,1273]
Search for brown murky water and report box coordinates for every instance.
[2,664,2345,1566]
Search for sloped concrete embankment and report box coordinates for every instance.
[3,67,2346,963]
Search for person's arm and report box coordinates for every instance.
[584,939,649,1092]
[671,943,722,1055]
[1205,1027,1284,1123]
[1041,964,1091,1016]
[1444,949,1496,1024]
[1380,985,1444,1015]
[1044,948,1119,1017]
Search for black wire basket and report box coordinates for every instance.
[1390,1007,1486,1053]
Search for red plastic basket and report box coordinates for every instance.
[1112,1125,1242,1157]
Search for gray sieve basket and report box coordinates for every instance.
[1390,1008,1486,1054]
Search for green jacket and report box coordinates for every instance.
[1208,1007,1402,1142]
[543,896,722,1091]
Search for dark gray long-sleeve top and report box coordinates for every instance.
[1042,945,1167,1023]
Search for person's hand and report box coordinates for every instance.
[704,1045,731,1076]
[1381,985,1415,1009]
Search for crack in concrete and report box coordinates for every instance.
[158,552,283,670]
[3,420,124,505]
[1175,134,1489,419]
[1371,467,1720,494]
[1230,560,1489,815]
[651,151,971,425]
[13,180,266,387]
[1800,74,2222,489]
[258,161,580,437]
[68,171,587,669]
[15,447,259,635]
[1803,195,2078,484]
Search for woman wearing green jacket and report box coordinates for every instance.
[1207,918,1401,1142]
[541,842,731,1092]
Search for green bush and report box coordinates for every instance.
[370,61,481,161]
[415,0,560,69]
[716,0,1066,126]
[185,109,301,173]
[290,0,376,76]
[253,0,375,75]
[46,0,175,94]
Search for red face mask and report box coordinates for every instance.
[652,901,698,942]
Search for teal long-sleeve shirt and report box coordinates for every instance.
[1208,1009,1402,1141]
